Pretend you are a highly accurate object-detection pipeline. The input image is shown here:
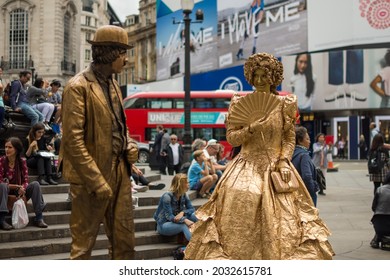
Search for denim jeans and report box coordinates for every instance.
[157,213,198,241]
[0,182,45,217]
[328,50,364,85]
[32,103,55,122]
[19,102,44,125]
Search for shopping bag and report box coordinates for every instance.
[12,198,29,229]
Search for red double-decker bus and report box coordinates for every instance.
[123,90,295,159]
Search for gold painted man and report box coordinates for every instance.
[59,25,138,259]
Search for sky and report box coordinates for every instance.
[109,0,140,22]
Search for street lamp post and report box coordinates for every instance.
[30,67,35,84]
[182,0,193,162]
[173,0,203,162]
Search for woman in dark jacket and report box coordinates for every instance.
[370,172,390,251]
[368,133,389,195]
[292,126,319,206]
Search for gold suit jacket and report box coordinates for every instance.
[59,66,137,193]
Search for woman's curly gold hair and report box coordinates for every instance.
[244,52,284,95]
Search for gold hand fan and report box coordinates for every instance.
[228,91,280,127]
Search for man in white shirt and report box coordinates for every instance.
[163,134,184,175]
[203,139,226,180]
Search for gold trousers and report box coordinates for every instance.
[69,158,135,259]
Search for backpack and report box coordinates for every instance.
[2,82,11,106]
[316,167,326,190]
[2,80,18,107]
[368,149,387,174]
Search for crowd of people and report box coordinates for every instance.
[1,25,389,259]
[0,68,63,231]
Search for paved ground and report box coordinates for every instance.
[141,160,390,260]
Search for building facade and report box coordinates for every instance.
[122,0,156,87]
[0,0,120,85]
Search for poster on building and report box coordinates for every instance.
[156,0,218,81]
[191,64,253,91]
[308,0,390,52]
[217,0,308,70]
[281,48,390,111]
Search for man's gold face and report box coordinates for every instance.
[112,49,128,74]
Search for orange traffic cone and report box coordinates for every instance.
[327,146,338,172]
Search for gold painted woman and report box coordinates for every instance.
[184,53,334,260]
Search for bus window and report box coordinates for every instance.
[123,98,139,109]
[133,98,146,108]
[175,100,184,109]
[194,99,212,108]
[145,128,155,141]
[213,128,227,141]
[171,128,184,141]
[194,128,212,141]
[214,98,230,108]
[175,99,195,109]
[149,99,173,109]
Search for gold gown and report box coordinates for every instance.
[184,92,334,260]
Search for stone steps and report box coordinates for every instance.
[12,244,179,260]
[0,169,204,260]
[0,230,180,259]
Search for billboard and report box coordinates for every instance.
[308,0,390,51]
[281,48,390,111]
[156,0,308,81]
[156,0,218,81]
[217,0,308,69]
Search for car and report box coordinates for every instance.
[136,141,150,164]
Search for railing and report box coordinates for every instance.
[82,6,93,12]
[61,60,76,73]
[0,60,34,70]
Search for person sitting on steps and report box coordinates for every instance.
[153,173,198,242]
[187,150,218,199]
[25,123,58,185]
[131,165,165,190]
[0,137,48,230]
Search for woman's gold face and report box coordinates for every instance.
[253,68,271,92]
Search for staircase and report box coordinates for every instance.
[0,168,201,260]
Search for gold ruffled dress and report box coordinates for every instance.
[184,92,334,260]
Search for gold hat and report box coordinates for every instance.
[87,25,133,49]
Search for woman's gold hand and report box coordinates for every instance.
[277,161,291,182]
[249,117,266,133]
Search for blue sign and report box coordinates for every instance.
[190,64,252,91]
